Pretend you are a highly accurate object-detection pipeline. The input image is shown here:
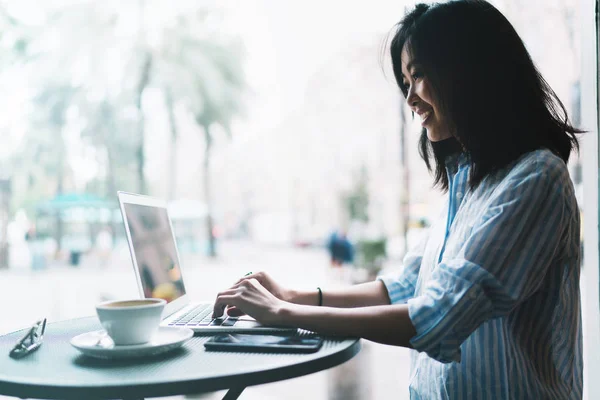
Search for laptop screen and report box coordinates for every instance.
[123,203,186,303]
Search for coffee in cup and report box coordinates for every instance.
[95,298,166,345]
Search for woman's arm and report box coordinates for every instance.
[287,280,391,308]
[213,278,416,347]
[226,272,391,314]
[279,302,416,347]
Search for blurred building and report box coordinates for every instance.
[140,0,581,249]
[208,33,439,246]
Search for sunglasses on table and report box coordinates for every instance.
[8,318,47,359]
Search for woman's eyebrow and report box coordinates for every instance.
[402,60,419,78]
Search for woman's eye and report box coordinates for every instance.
[412,71,423,80]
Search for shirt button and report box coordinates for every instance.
[456,192,463,199]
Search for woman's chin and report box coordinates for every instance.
[427,132,445,142]
[427,130,452,142]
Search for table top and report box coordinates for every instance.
[0,316,361,400]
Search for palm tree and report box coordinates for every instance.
[154,11,246,257]
[6,2,245,258]
[59,3,246,257]
[19,85,78,251]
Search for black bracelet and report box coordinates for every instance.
[317,287,323,306]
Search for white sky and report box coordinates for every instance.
[225,0,409,134]
[0,0,409,177]
[2,0,579,188]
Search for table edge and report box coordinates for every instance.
[0,336,361,399]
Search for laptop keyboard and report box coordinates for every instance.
[167,303,236,327]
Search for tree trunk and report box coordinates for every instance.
[203,126,216,257]
[165,86,178,200]
[0,179,9,269]
[105,143,118,242]
[399,103,410,257]
[135,52,152,194]
[55,153,64,254]
[105,148,117,199]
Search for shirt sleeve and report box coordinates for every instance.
[377,231,429,304]
[407,156,572,363]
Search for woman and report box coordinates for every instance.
[212,1,583,398]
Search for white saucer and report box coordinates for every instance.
[70,327,194,360]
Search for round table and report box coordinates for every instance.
[0,317,361,400]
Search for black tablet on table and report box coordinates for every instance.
[204,334,323,353]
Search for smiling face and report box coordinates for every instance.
[400,45,451,142]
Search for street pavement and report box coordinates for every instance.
[0,240,411,399]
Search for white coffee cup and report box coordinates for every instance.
[95,298,166,345]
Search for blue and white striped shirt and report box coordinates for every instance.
[379,149,582,399]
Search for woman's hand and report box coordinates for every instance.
[224,271,291,317]
[212,278,286,325]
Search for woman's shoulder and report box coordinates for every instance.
[476,149,572,199]
[505,148,570,183]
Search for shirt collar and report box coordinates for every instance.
[445,152,470,170]
[431,137,468,174]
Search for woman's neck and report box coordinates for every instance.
[431,137,463,158]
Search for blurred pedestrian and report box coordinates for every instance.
[326,230,354,268]
[25,225,45,271]
[95,227,113,267]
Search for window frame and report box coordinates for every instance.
[581,0,600,398]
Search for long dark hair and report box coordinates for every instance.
[389,0,582,191]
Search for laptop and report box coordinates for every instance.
[117,191,296,334]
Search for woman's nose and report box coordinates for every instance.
[406,86,418,106]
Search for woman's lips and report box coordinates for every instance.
[419,110,432,126]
